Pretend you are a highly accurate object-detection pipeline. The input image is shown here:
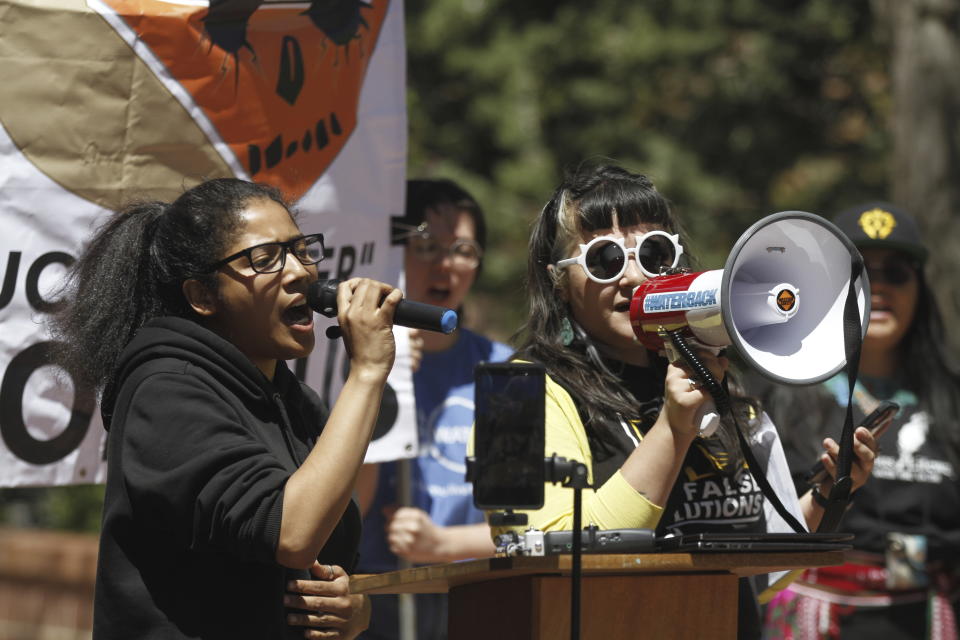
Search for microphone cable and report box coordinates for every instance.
[662,328,730,416]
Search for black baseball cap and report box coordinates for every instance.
[833,202,928,264]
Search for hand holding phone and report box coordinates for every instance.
[804,400,899,486]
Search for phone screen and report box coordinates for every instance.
[472,362,546,510]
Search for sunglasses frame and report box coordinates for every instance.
[864,258,918,287]
[556,231,684,284]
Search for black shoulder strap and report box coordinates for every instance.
[817,252,865,532]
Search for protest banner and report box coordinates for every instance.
[0,0,413,486]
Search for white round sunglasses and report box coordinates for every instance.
[556,231,684,283]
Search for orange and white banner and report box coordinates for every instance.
[0,0,413,486]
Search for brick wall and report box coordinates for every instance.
[0,528,98,640]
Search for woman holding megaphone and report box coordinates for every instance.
[497,163,878,638]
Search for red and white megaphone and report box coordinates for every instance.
[630,211,871,435]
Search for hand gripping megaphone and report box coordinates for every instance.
[630,211,871,435]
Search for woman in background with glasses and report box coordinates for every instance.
[490,163,876,639]
[50,178,397,639]
[760,203,960,639]
[355,179,512,640]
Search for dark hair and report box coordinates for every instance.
[515,164,684,437]
[892,265,960,461]
[49,178,290,394]
[397,178,488,271]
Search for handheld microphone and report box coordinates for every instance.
[306,279,459,334]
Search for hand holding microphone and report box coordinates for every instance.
[307,279,459,335]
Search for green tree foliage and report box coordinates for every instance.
[405,0,891,341]
[0,1,908,524]
[0,485,104,533]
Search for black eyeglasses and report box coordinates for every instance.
[207,233,325,274]
[865,258,917,286]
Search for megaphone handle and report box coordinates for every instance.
[659,327,731,435]
[696,402,721,437]
[662,340,681,364]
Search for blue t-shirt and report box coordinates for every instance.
[358,328,512,574]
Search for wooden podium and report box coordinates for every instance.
[351,550,844,639]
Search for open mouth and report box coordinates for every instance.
[282,303,314,327]
[425,287,450,303]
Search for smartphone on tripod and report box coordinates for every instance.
[472,361,546,510]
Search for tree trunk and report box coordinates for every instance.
[874,0,960,359]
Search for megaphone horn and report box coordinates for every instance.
[631,211,870,433]
[630,271,802,352]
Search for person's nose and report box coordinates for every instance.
[431,249,454,273]
[870,288,890,308]
[620,252,647,287]
[282,249,315,284]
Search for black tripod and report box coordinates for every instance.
[548,455,591,640]
[486,455,591,640]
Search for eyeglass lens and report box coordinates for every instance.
[866,260,914,286]
[410,237,481,269]
[583,236,677,280]
[585,240,627,280]
[637,235,676,274]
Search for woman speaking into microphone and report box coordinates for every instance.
[50,178,397,639]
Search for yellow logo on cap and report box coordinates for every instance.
[858,208,897,239]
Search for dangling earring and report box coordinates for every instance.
[560,316,575,346]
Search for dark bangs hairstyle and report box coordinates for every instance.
[515,164,685,433]
[49,178,290,395]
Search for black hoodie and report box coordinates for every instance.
[93,317,361,639]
